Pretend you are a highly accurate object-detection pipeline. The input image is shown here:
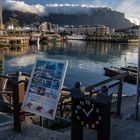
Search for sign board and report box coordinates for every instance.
[74,98,102,130]
[22,58,68,120]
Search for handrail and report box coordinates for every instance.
[0,99,13,106]
[85,71,128,92]
[0,75,13,79]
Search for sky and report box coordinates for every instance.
[2,0,140,24]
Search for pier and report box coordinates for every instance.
[0,36,29,45]
[0,72,140,140]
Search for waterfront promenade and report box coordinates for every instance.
[0,95,140,140]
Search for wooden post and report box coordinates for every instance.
[116,78,123,116]
[59,100,63,117]
[40,116,43,127]
[71,82,84,140]
[97,85,111,140]
[12,77,21,132]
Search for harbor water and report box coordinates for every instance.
[3,41,138,96]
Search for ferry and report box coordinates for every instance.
[66,34,87,40]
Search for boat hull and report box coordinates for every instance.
[104,67,137,85]
[2,72,30,107]
[67,34,87,40]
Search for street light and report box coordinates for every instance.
[136,22,140,120]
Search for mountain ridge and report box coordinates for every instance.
[2,8,134,29]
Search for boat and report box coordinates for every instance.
[121,63,137,73]
[66,34,87,40]
[104,67,137,84]
[2,72,30,107]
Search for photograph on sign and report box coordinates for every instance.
[22,58,68,120]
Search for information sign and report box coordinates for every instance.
[22,58,68,120]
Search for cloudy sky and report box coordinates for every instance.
[2,0,140,24]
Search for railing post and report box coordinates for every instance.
[71,81,84,140]
[97,103,111,140]
[40,116,43,127]
[116,78,123,116]
[97,85,111,140]
[12,77,21,132]
[59,100,63,117]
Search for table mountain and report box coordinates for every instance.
[3,8,134,29]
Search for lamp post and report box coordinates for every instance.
[0,0,3,36]
[136,23,140,120]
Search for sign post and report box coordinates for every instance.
[22,58,68,120]
[12,77,21,132]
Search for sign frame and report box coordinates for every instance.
[22,58,68,120]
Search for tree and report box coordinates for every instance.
[7,18,20,27]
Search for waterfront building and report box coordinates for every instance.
[40,22,59,33]
[7,24,14,30]
[115,25,139,39]
[64,25,113,36]
[40,22,52,32]
[95,25,110,36]
[128,26,139,38]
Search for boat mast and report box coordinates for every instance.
[136,22,140,120]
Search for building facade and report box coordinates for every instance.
[40,22,59,32]
[64,25,113,36]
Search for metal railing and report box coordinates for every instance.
[57,71,128,118]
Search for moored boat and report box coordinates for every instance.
[66,34,87,40]
[121,63,137,73]
[2,72,30,106]
[104,67,137,85]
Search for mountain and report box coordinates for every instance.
[3,10,41,26]
[3,8,134,29]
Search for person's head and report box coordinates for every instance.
[75,81,82,88]
[101,85,108,94]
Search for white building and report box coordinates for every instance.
[7,24,14,30]
[64,25,113,36]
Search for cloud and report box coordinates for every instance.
[2,0,48,15]
[2,0,140,24]
[45,3,110,15]
[115,0,140,19]
[114,0,140,25]
[2,0,110,15]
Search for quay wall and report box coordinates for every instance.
[86,36,139,43]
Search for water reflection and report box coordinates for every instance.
[3,45,30,57]
[3,41,138,94]
[45,41,130,63]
